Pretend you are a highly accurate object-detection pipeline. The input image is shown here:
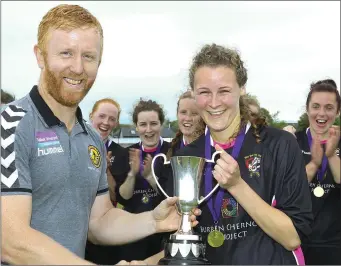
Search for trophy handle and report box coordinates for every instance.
[198,150,223,205]
[151,153,171,199]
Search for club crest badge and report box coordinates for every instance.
[88,145,101,168]
[245,154,261,178]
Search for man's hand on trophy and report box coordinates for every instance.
[129,148,141,175]
[152,197,201,233]
[142,154,153,178]
[212,144,242,190]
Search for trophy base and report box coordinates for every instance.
[158,256,209,265]
[158,234,210,265]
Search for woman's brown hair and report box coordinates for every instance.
[132,99,165,125]
[306,79,340,112]
[189,43,266,143]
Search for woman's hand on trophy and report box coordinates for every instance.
[129,148,141,176]
[142,154,153,178]
[152,197,201,233]
[212,144,242,190]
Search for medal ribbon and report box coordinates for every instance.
[306,128,328,183]
[180,135,186,149]
[105,139,110,151]
[204,126,246,223]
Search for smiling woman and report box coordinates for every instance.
[148,43,313,265]
[166,90,205,159]
[90,98,120,142]
[114,99,171,262]
[287,79,341,265]
[85,98,131,265]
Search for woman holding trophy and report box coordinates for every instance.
[147,44,313,265]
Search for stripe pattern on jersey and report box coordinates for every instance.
[1,105,27,188]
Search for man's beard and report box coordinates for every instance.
[42,60,94,107]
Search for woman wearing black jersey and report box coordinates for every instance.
[85,98,126,265]
[115,99,171,261]
[146,44,312,265]
[166,90,204,158]
[89,98,129,204]
[285,79,340,265]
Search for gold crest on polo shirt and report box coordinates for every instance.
[88,145,101,168]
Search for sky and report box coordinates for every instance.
[2,1,340,124]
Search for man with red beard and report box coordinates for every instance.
[0,4,200,265]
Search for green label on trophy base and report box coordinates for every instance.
[207,230,224,248]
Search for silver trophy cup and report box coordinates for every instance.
[151,151,222,265]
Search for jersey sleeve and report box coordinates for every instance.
[273,132,313,240]
[96,141,109,196]
[1,105,32,195]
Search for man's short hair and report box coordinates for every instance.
[37,4,104,64]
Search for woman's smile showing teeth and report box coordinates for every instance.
[316,119,327,124]
[99,126,109,132]
[183,123,193,128]
[208,110,225,117]
[316,119,328,127]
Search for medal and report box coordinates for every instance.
[307,128,328,197]
[204,125,248,248]
[313,186,325,198]
[207,229,224,248]
[141,194,149,204]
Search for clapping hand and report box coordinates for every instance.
[129,148,141,175]
[142,154,153,178]
[325,125,340,158]
[311,135,324,167]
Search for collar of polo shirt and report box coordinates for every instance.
[29,85,88,133]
